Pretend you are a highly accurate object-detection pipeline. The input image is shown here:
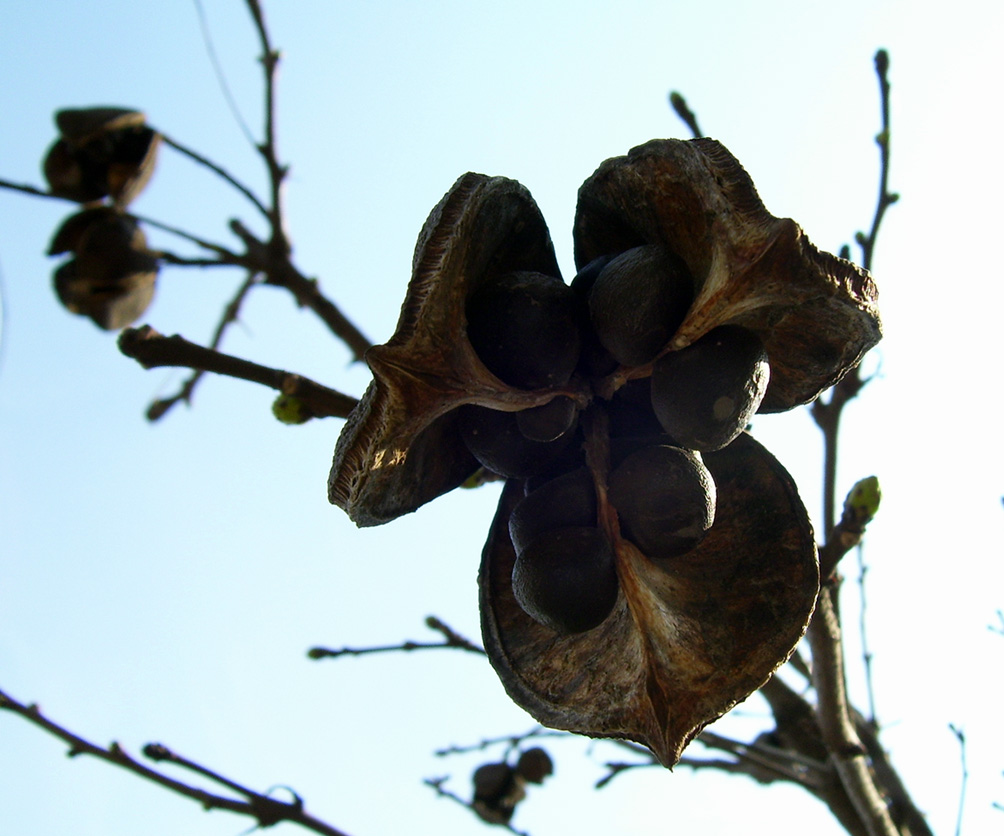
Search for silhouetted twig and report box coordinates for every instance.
[308,616,484,660]
[0,687,351,836]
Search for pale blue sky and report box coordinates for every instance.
[1,2,1002,835]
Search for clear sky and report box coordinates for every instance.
[1,2,1002,835]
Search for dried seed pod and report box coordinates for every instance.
[49,208,158,330]
[574,139,881,409]
[508,466,596,555]
[466,270,581,389]
[607,445,716,561]
[44,107,159,207]
[472,761,523,824]
[588,244,693,367]
[481,433,818,766]
[515,747,554,784]
[55,107,146,141]
[329,174,589,526]
[650,325,770,451]
[511,526,618,634]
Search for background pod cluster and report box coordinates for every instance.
[41,107,161,329]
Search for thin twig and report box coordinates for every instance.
[435,728,568,759]
[308,616,484,660]
[160,133,270,219]
[668,91,703,138]
[192,0,257,147]
[229,220,372,361]
[245,0,290,260]
[857,544,877,724]
[143,272,261,420]
[118,325,358,419]
[0,687,351,836]
[949,725,968,836]
[856,50,897,274]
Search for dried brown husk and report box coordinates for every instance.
[574,139,881,411]
[44,107,160,207]
[480,432,818,766]
[329,172,589,526]
[50,208,158,330]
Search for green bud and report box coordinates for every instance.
[272,393,311,424]
[844,475,881,525]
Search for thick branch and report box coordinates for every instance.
[808,588,898,836]
[118,325,357,419]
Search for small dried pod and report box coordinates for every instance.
[515,747,554,784]
[574,139,881,410]
[49,207,158,330]
[44,107,160,207]
[481,432,818,766]
[329,173,589,526]
[472,761,524,825]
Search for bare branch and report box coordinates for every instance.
[308,616,484,660]
[118,325,358,420]
[159,132,270,219]
[0,687,351,836]
[807,588,898,836]
[142,272,261,420]
[229,220,372,361]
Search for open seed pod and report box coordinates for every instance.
[480,432,818,766]
[329,173,590,526]
[574,139,881,411]
[43,107,160,207]
[49,207,158,330]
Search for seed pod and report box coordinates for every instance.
[466,270,581,389]
[588,245,693,367]
[44,108,159,207]
[650,325,769,451]
[49,208,158,330]
[512,526,618,634]
[472,761,523,824]
[508,466,596,555]
[608,445,716,561]
[515,747,554,784]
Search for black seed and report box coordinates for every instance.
[608,445,716,561]
[458,405,572,478]
[466,271,581,389]
[509,466,596,555]
[512,526,618,634]
[515,396,578,442]
[588,245,693,367]
[650,325,770,451]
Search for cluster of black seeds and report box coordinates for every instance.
[463,245,771,634]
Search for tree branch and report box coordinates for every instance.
[118,325,358,419]
[0,687,351,836]
[308,616,484,660]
